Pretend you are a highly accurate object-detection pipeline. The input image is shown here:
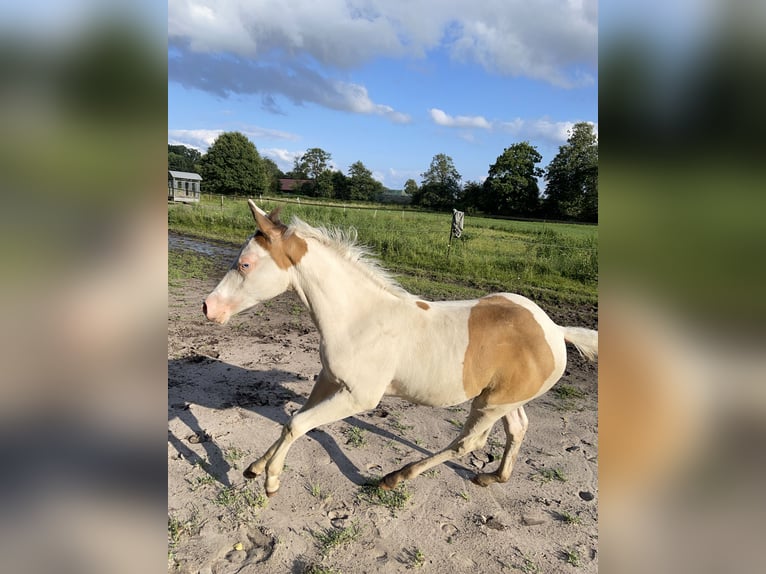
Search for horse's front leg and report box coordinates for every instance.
[244,371,339,481]
[248,377,381,496]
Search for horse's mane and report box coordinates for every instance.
[288,216,413,299]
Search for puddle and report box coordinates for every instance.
[169,232,240,260]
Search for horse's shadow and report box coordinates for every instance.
[168,355,457,489]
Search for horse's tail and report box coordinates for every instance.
[561,326,598,361]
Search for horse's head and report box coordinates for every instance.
[203,200,307,324]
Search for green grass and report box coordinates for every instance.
[562,548,581,567]
[535,467,567,483]
[312,523,362,557]
[168,249,221,285]
[358,479,412,515]
[169,196,597,304]
[343,425,367,448]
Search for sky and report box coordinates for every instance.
[168,0,597,190]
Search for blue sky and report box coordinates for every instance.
[168,0,597,190]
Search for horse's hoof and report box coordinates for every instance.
[243,466,260,479]
[379,474,398,491]
[470,473,495,487]
[265,488,278,498]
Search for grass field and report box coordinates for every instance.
[168,196,597,304]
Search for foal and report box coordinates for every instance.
[203,201,598,496]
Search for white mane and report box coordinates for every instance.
[288,217,413,299]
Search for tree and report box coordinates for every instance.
[291,147,332,196]
[403,178,418,197]
[544,122,598,222]
[168,144,201,172]
[261,157,283,194]
[331,170,350,200]
[413,153,462,210]
[483,142,544,216]
[460,180,485,213]
[199,132,268,195]
[347,161,383,201]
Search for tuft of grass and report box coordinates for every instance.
[552,384,585,400]
[168,508,201,550]
[535,467,567,483]
[387,414,413,434]
[405,547,426,569]
[224,446,247,469]
[312,523,362,557]
[446,418,462,429]
[457,490,470,501]
[303,563,342,574]
[562,548,581,567]
[306,481,324,499]
[517,556,540,573]
[214,484,268,521]
[343,425,367,448]
[558,511,582,525]
[358,479,412,515]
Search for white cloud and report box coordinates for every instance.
[425,108,597,146]
[429,108,491,129]
[168,129,223,151]
[169,0,596,88]
[500,118,598,145]
[261,148,304,171]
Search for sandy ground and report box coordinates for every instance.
[168,235,598,573]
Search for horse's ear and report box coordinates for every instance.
[268,206,283,225]
[248,199,279,237]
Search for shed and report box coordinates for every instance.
[168,170,202,202]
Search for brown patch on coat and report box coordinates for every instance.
[462,296,555,405]
[416,301,430,310]
[253,225,308,270]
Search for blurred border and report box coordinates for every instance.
[0,2,168,572]
[601,0,765,572]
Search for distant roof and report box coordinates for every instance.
[169,170,202,180]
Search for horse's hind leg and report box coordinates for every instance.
[472,405,529,487]
[380,396,507,490]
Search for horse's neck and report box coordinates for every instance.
[291,240,398,338]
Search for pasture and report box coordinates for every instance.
[168,196,597,305]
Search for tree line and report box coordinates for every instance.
[168,122,597,222]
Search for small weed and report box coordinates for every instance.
[290,304,303,315]
[535,467,567,483]
[168,508,201,549]
[387,415,413,434]
[558,511,581,525]
[517,556,540,573]
[446,418,462,429]
[457,490,470,501]
[224,446,247,469]
[405,547,426,569]
[303,563,342,574]
[552,384,585,400]
[423,468,440,479]
[343,425,367,448]
[562,548,581,567]
[358,479,412,515]
[312,523,362,557]
[186,473,216,491]
[214,484,268,521]
[306,481,324,499]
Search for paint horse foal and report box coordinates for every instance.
[203,201,598,497]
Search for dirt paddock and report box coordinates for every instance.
[168,237,598,573]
